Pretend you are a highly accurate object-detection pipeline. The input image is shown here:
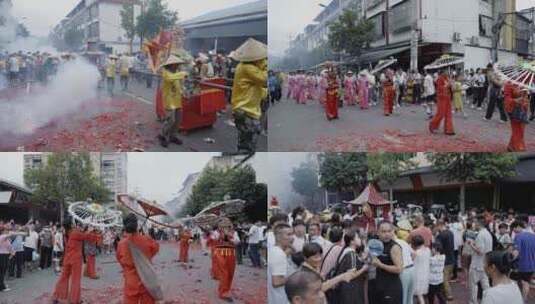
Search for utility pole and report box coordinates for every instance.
[410,0,420,72]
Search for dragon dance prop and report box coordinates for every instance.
[424,54,464,70]
[370,57,398,74]
[67,201,122,228]
[494,60,535,91]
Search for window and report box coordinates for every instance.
[369,13,385,40]
[390,0,414,34]
[479,15,493,37]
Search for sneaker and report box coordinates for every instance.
[483,117,490,121]
[499,120,507,124]
[1,288,11,292]
[477,107,483,110]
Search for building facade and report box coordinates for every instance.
[289,0,534,70]
[23,152,126,203]
[53,0,142,54]
[164,172,200,217]
[181,0,267,55]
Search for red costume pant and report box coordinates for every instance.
[123,292,155,304]
[383,86,394,115]
[429,96,454,134]
[508,120,526,151]
[179,242,189,263]
[53,261,83,304]
[84,255,97,278]
[213,246,236,299]
[155,85,165,120]
[211,246,219,280]
[325,91,338,120]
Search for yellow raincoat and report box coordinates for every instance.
[106,60,116,78]
[161,69,187,110]
[231,59,267,120]
[119,57,130,76]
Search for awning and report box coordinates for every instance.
[350,45,411,65]
[0,191,13,204]
[346,184,390,206]
[500,157,535,183]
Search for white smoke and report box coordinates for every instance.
[0,0,18,46]
[0,57,101,134]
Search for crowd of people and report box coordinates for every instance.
[0,50,75,88]
[267,204,534,304]
[275,61,534,151]
[0,215,267,303]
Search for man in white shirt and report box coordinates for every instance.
[449,216,465,280]
[395,233,415,304]
[267,213,288,251]
[308,223,332,254]
[23,225,38,270]
[248,221,262,268]
[291,220,308,253]
[268,223,294,304]
[423,70,436,117]
[468,217,493,304]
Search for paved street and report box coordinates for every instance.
[268,97,535,152]
[1,242,266,304]
[0,77,267,152]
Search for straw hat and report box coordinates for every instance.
[160,55,186,68]
[347,70,354,75]
[229,38,267,62]
[396,219,413,231]
[109,54,118,60]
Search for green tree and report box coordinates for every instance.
[328,9,374,60]
[180,165,265,222]
[290,160,320,208]
[136,0,178,41]
[24,153,111,224]
[318,153,368,197]
[427,153,518,211]
[63,26,84,51]
[120,3,136,53]
[368,153,416,199]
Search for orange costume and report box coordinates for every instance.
[429,74,455,134]
[84,231,102,279]
[52,229,100,304]
[212,230,237,300]
[179,230,192,263]
[383,78,395,116]
[208,231,219,280]
[116,232,160,304]
[504,82,529,151]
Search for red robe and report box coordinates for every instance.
[325,73,339,120]
[504,82,528,151]
[116,233,160,304]
[179,231,192,263]
[429,74,455,134]
[52,229,100,304]
[212,230,237,299]
[383,79,394,116]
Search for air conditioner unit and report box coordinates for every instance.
[453,32,461,42]
[470,36,479,45]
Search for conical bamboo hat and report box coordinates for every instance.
[230,38,267,62]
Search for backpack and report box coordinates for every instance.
[322,245,348,303]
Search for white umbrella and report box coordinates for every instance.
[424,55,464,70]
[371,57,398,74]
[494,61,535,91]
[68,201,122,228]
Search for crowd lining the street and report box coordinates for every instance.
[267,205,535,304]
[0,216,268,303]
[270,62,534,151]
